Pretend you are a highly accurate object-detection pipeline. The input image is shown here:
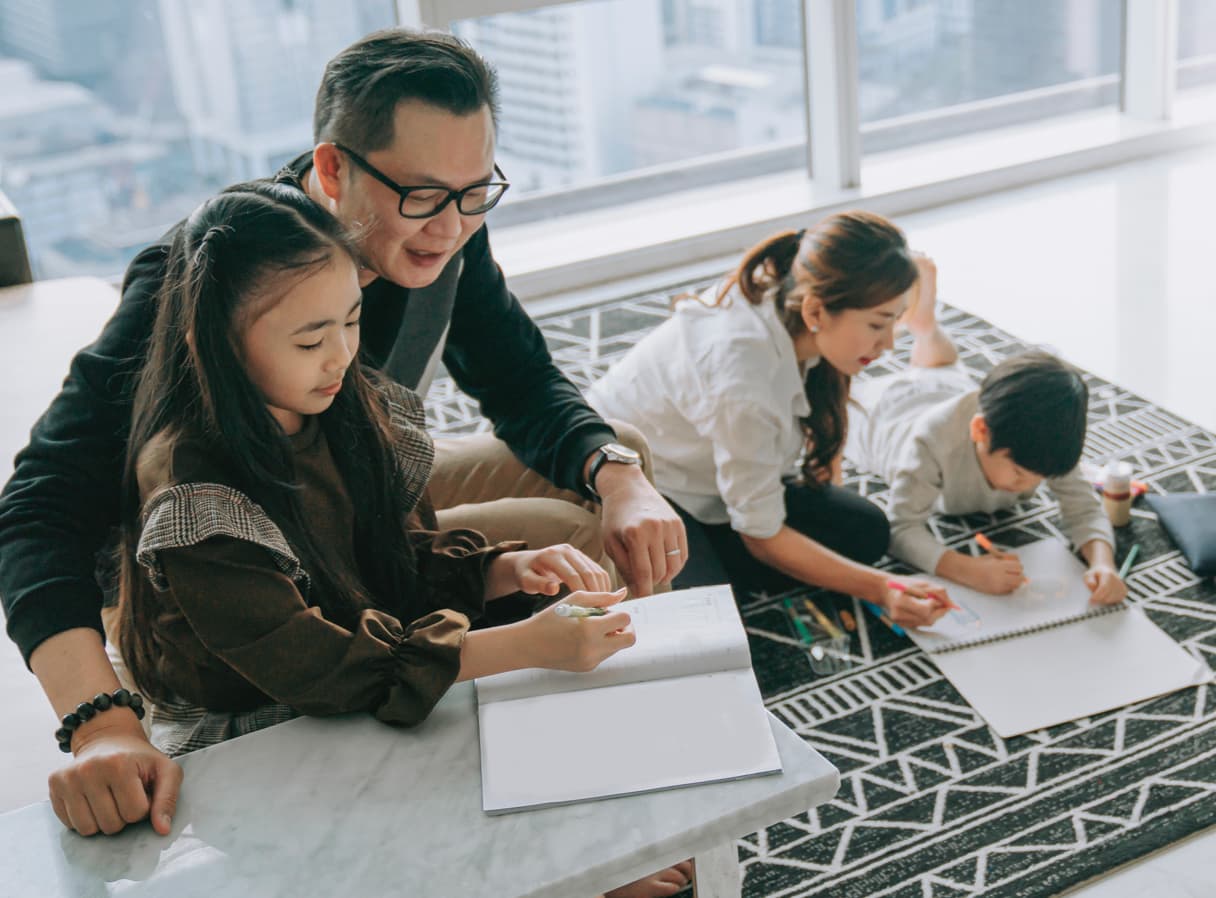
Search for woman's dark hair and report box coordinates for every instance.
[117,181,419,702]
[722,211,918,483]
[979,350,1089,477]
[314,28,499,153]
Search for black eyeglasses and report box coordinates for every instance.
[333,143,510,219]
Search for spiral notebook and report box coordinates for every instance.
[908,539,1211,737]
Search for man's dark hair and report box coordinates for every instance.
[314,28,499,152]
[978,350,1089,478]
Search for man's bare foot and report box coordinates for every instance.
[600,860,694,898]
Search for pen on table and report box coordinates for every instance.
[553,603,609,618]
[1118,543,1141,580]
[887,578,961,612]
[860,598,906,637]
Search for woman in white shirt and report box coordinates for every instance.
[588,211,949,627]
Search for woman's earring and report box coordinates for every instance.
[810,325,820,334]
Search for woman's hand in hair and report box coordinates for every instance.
[484,545,612,600]
[882,578,952,628]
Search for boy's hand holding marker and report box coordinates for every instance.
[971,532,1029,594]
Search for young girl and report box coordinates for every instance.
[115,181,635,757]
[588,211,949,627]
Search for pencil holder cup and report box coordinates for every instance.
[787,599,857,675]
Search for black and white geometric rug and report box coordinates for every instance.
[426,284,1216,898]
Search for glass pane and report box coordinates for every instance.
[858,0,1122,154]
[1178,0,1216,89]
[0,0,396,279]
[453,0,807,196]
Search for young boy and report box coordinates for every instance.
[846,256,1127,603]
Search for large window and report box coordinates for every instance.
[1178,0,1216,90]
[0,0,1210,281]
[452,0,806,197]
[859,0,1122,153]
[0,0,395,279]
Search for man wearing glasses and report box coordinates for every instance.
[0,28,688,853]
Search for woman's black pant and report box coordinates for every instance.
[670,478,889,599]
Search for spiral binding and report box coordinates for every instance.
[928,602,1128,655]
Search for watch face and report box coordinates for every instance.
[605,442,642,462]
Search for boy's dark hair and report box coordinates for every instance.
[314,28,499,152]
[978,351,1089,478]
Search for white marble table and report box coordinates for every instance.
[0,683,839,898]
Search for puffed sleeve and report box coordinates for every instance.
[408,526,526,619]
[157,538,469,727]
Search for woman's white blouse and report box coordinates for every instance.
[588,284,811,539]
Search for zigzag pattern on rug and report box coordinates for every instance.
[426,286,1216,898]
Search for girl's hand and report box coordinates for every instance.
[884,577,952,627]
[486,545,611,599]
[1084,564,1127,605]
[525,588,635,671]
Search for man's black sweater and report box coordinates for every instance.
[0,164,614,664]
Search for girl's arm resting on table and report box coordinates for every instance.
[158,537,636,725]
[740,525,948,627]
[455,598,634,681]
[159,539,471,727]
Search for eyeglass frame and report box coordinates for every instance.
[332,143,510,219]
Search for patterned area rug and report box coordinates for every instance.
[426,284,1216,898]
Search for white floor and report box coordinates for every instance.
[2,145,1215,894]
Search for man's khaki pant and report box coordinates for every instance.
[428,420,654,589]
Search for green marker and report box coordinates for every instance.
[1118,543,1141,580]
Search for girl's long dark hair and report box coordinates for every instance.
[721,211,917,483]
[118,181,419,702]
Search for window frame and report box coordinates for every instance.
[389,0,1215,302]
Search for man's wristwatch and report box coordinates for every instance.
[585,442,642,500]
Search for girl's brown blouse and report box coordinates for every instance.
[133,405,520,728]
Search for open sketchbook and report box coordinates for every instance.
[909,539,1211,737]
[474,585,782,814]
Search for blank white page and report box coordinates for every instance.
[930,606,1212,737]
[479,668,782,814]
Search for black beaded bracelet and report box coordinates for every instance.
[55,688,146,754]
